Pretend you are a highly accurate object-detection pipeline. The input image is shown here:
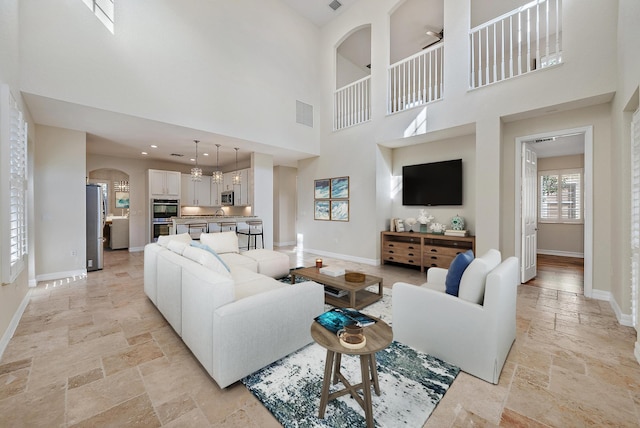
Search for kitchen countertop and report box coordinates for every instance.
[171,216,258,225]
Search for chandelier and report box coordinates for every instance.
[190,139,203,181]
[212,144,223,184]
[232,147,241,185]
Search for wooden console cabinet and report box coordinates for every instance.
[381,231,475,272]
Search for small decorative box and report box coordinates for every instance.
[319,266,346,277]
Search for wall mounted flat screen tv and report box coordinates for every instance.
[402,159,463,206]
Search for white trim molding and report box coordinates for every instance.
[35,269,87,283]
[304,248,378,267]
[592,289,634,327]
[635,341,640,366]
[537,249,584,258]
[0,289,31,361]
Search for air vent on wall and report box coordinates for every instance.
[329,0,342,11]
[296,100,313,127]
[534,137,555,143]
[170,153,184,157]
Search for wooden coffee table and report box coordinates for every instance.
[311,315,393,428]
[290,267,383,309]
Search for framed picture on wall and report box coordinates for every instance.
[314,179,330,199]
[330,176,349,199]
[115,191,130,209]
[314,200,330,220]
[330,200,349,221]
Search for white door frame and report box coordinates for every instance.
[514,126,593,297]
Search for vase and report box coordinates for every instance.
[420,224,428,233]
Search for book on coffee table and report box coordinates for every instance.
[314,308,376,334]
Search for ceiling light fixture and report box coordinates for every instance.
[212,144,223,184]
[232,147,241,185]
[190,139,203,182]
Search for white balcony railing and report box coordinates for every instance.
[333,76,371,131]
[388,43,444,114]
[470,0,562,89]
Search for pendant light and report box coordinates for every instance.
[232,147,241,185]
[212,144,223,184]
[190,139,203,181]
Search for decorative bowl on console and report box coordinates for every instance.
[429,223,446,234]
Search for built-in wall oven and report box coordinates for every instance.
[151,199,179,242]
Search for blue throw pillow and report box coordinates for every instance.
[190,241,231,272]
[445,250,474,296]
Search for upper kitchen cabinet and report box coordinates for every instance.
[149,169,181,199]
[181,174,212,206]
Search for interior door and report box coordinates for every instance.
[521,142,538,282]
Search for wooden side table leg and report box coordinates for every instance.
[360,355,374,428]
[332,353,342,384]
[369,353,381,396]
[350,290,356,308]
[319,350,335,419]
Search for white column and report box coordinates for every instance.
[475,116,502,253]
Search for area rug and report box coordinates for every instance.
[242,286,459,427]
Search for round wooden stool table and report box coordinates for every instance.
[310,316,393,428]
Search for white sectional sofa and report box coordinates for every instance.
[143,232,324,388]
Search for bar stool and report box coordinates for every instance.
[237,220,263,250]
[188,222,207,240]
[218,221,237,233]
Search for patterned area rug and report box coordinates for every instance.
[242,286,459,428]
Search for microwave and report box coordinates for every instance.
[221,191,234,206]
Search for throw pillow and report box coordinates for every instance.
[167,239,189,255]
[157,233,192,248]
[190,241,231,272]
[445,250,474,296]
[183,246,232,278]
[200,231,240,254]
[458,258,490,304]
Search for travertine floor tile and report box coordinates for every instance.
[0,250,638,427]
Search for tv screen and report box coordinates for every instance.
[402,159,463,206]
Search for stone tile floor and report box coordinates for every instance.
[0,248,638,427]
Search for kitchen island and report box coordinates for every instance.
[171,216,260,241]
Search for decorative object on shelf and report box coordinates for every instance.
[232,147,241,185]
[395,218,405,232]
[405,217,417,232]
[315,258,323,268]
[417,209,434,233]
[190,139,203,181]
[429,222,447,234]
[445,229,468,237]
[314,176,350,222]
[212,144,223,184]
[450,214,465,231]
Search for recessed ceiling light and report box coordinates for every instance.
[203,153,209,156]
[190,158,195,162]
[141,152,148,155]
[150,145,158,148]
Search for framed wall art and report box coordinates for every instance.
[314,179,330,199]
[330,176,349,199]
[314,200,330,220]
[115,191,130,209]
[331,200,349,221]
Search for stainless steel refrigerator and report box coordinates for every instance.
[86,184,104,271]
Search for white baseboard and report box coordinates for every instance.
[537,249,584,258]
[0,290,31,361]
[274,241,296,247]
[304,248,379,267]
[128,246,144,252]
[635,342,640,366]
[35,269,87,283]
[591,289,634,327]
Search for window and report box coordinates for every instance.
[1,86,28,284]
[82,0,114,33]
[539,168,582,223]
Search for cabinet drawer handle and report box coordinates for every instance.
[407,253,414,256]
[430,249,438,253]
[388,244,395,247]
[431,256,438,260]
[388,256,395,260]
[430,263,438,267]
[388,250,394,254]
[408,246,415,249]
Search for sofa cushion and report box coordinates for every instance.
[445,250,474,296]
[458,258,490,304]
[157,233,192,248]
[200,231,240,254]
[219,253,258,272]
[183,246,232,279]
[190,241,231,272]
[230,265,286,300]
[242,249,290,278]
[167,239,189,255]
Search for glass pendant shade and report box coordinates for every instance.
[212,144,223,184]
[191,140,203,182]
[233,148,241,184]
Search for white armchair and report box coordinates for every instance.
[392,251,519,384]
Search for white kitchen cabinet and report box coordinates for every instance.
[149,169,181,199]
[181,174,211,206]
[212,169,253,206]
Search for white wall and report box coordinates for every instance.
[252,152,274,250]
[19,0,321,156]
[34,125,87,280]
